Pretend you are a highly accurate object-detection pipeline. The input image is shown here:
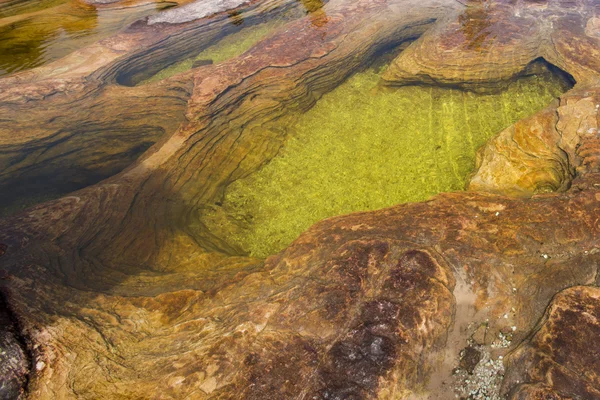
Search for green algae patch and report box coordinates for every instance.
[140,20,284,85]
[203,66,570,258]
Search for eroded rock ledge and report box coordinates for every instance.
[0,0,600,398]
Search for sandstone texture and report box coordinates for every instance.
[503,286,600,399]
[0,0,600,398]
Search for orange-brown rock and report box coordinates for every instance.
[382,0,600,196]
[0,0,600,398]
[469,101,574,197]
[503,286,600,399]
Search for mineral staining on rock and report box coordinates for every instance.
[205,65,570,257]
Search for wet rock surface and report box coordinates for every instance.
[0,0,600,398]
[0,296,29,400]
[503,286,600,399]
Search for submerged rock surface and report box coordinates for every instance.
[203,65,570,257]
[0,0,600,398]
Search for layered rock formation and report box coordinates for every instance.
[0,0,600,398]
[503,286,600,399]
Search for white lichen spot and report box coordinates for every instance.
[491,332,512,349]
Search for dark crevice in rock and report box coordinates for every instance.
[537,57,577,88]
[0,132,158,217]
[368,35,423,71]
[0,292,31,400]
[385,56,576,95]
[0,76,193,217]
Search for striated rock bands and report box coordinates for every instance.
[503,286,600,399]
[201,64,570,257]
[0,0,600,398]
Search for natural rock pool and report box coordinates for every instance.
[203,62,571,257]
[1,0,600,398]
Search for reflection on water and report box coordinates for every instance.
[0,0,330,78]
[0,0,65,19]
[202,63,572,257]
[0,0,172,76]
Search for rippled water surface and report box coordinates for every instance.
[202,62,571,257]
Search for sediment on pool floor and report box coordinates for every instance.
[199,58,574,258]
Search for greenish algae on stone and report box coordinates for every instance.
[204,66,570,258]
[140,19,286,85]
